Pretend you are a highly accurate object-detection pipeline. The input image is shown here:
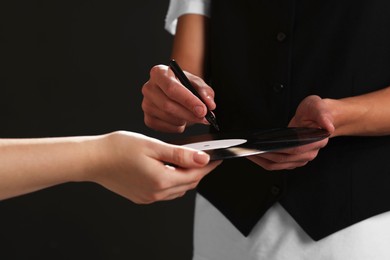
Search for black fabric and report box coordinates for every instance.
[198,0,390,241]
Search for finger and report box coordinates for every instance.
[161,191,187,201]
[185,72,216,110]
[142,93,205,125]
[158,182,200,201]
[252,140,327,164]
[153,143,211,168]
[142,98,188,126]
[155,168,217,201]
[269,139,329,156]
[137,160,221,204]
[163,160,222,187]
[150,66,208,118]
[319,116,335,134]
[125,172,200,204]
[144,114,187,133]
[151,184,196,202]
[142,81,186,119]
[258,149,319,164]
[137,189,188,204]
[247,156,308,171]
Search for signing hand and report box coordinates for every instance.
[141,65,216,133]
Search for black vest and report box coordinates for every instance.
[198,0,390,241]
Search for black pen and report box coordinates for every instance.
[169,59,220,131]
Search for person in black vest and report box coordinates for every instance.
[141,0,390,259]
[0,131,220,203]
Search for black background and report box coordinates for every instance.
[0,1,206,259]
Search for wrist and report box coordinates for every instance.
[323,97,369,137]
[76,135,109,183]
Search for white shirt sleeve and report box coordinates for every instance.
[165,0,211,35]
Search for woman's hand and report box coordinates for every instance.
[247,95,334,170]
[141,65,216,133]
[88,131,221,203]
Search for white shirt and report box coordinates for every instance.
[165,0,211,35]
[166,1,390,259]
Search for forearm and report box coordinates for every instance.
[325,86,390,136]
[0,136,102,200]
[171,14,209,78]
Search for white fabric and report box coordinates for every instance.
[165,1,390,259]
[165,0,211,35]
[193,193,390,260]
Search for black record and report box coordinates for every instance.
[169,127,330,161]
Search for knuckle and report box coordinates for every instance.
[141,81,150,96]
[192,79,214,98]
[189,181,199,190]
[194,172,206,181]
[143,115,154,128]
[188,74,206,87]
[177,125,186,133]
[168,125,186,134]
[149,64,165,78]
[260,162,276,171]
[183,95,195,107]
[144,192,162,203]
[172,147,186,166]
[165,79,178,96]
[319,139,329,148]
[265,165,279,171]
[277,155,289,163]
[178,192,186,198]
[308,152,318,161]
[141,99,149,112]
[300,161,309,167]
[152,179,168,191]
[193,175,202,183]
[287,161,308,170]
[149,193,162,203]
[131,198,143,204]
[291,145,306,154]
[134,197,153,205]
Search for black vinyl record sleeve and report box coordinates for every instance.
[169,127,330,161]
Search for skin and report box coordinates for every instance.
[0,131,221,202]
[141,14,390,171]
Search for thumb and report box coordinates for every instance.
[157,144,210,168]
[320,116,335,135]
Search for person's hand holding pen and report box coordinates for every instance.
[142,60,218,133]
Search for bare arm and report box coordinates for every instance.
[0,131,220,202]
[324,86,390,137]
[171,14,209,78]
[250,86,390,170]
[0,135,97,200]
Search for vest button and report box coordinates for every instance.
[271,185,281,196]
[273,83,285,93]
[276,32,287,42]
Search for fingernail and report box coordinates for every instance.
[194,105,205,117]
[193,151,209,164]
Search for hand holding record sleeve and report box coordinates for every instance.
[168,127,330,161]
[248,95,335,171]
